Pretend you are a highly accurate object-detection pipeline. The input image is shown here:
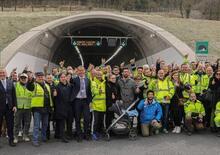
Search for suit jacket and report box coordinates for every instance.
[70,76,92,104]
[0,79,17,111]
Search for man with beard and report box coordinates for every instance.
[118,68,139,109]
[137,90,162,137]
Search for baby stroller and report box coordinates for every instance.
[105,98,139,141]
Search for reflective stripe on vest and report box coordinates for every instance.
[31,83,53,108]
[16,82,32,109]
[155,79,170,92]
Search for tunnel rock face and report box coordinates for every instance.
[0,11,195,72]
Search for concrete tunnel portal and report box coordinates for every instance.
[0,11,195,72]
[53,23,143,67]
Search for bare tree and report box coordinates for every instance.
[1,0,4,11]
[14,0,17,11]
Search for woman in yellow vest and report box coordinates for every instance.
[91,71,106,140]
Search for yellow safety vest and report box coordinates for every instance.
[184,100,205,117]
[149,78,174,104]
[15,82,32,109]
[180,73,197,98]
[195,74,211,94]
[214,102,220,127]
[31,83,53,108]
[91,78,106,112]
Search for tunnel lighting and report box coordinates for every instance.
[44,32,49,38]
[105,42,126,65]
[150,33,156,38]
[73,45,84,67]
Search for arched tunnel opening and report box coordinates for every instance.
[2,12,195,73]
[51,24,144,68]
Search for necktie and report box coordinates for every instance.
[80,78,86,98]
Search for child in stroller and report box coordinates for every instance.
[105,99,139,141]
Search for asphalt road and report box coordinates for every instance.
[0,131,219,155]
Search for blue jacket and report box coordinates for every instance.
[137,99,162,124]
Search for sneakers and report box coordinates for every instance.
[163,129,169,134]
[172,127,177,133]
[172,126,181,134]
[23,135,30,142]
[13,137,18,144]
[175,126,181,134]
[18,131,23,137]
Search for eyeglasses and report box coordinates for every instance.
[216,73,220,76]
[20,77,27,79]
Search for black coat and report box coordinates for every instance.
[54,82,72,119]
[106,81,121,108]
[0,79,17,111]
[208,77,220,106]
[70,76,92,104]
[170,82,184,109]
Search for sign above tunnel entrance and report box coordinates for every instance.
[67,36,132,47]
[72,40,101,47]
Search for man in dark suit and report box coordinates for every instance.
[71,66,92,142]
[0,67,17,147]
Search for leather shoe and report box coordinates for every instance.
[9,141,16,147]
[61,138,69,143]
[76,136,83,143]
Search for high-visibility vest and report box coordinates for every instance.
[184,100,205,117]
[91,78,106,112]
[195,74,211,94]
[15,82,32,109]
[149,78,174,104]
[180,73,197,98]
[214,102,220,127]
[31,83,53,108]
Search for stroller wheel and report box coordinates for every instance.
[104,133,110,141]
[129,130,137,141]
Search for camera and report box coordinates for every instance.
[184,83,192,90]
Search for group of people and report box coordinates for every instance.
[0,55,220,148]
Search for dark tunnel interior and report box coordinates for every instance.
[51,25,143,68]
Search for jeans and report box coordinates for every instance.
[161,103,170,130]
[14,109,31,136]
[32,112,49,143]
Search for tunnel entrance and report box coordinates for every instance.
[2,12,195,73]
[51,25,143,67]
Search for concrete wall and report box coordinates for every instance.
[6,52,57,73]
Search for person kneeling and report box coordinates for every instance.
[214,101,220,137]
[184,93,205,136]
[137,90,162,137]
